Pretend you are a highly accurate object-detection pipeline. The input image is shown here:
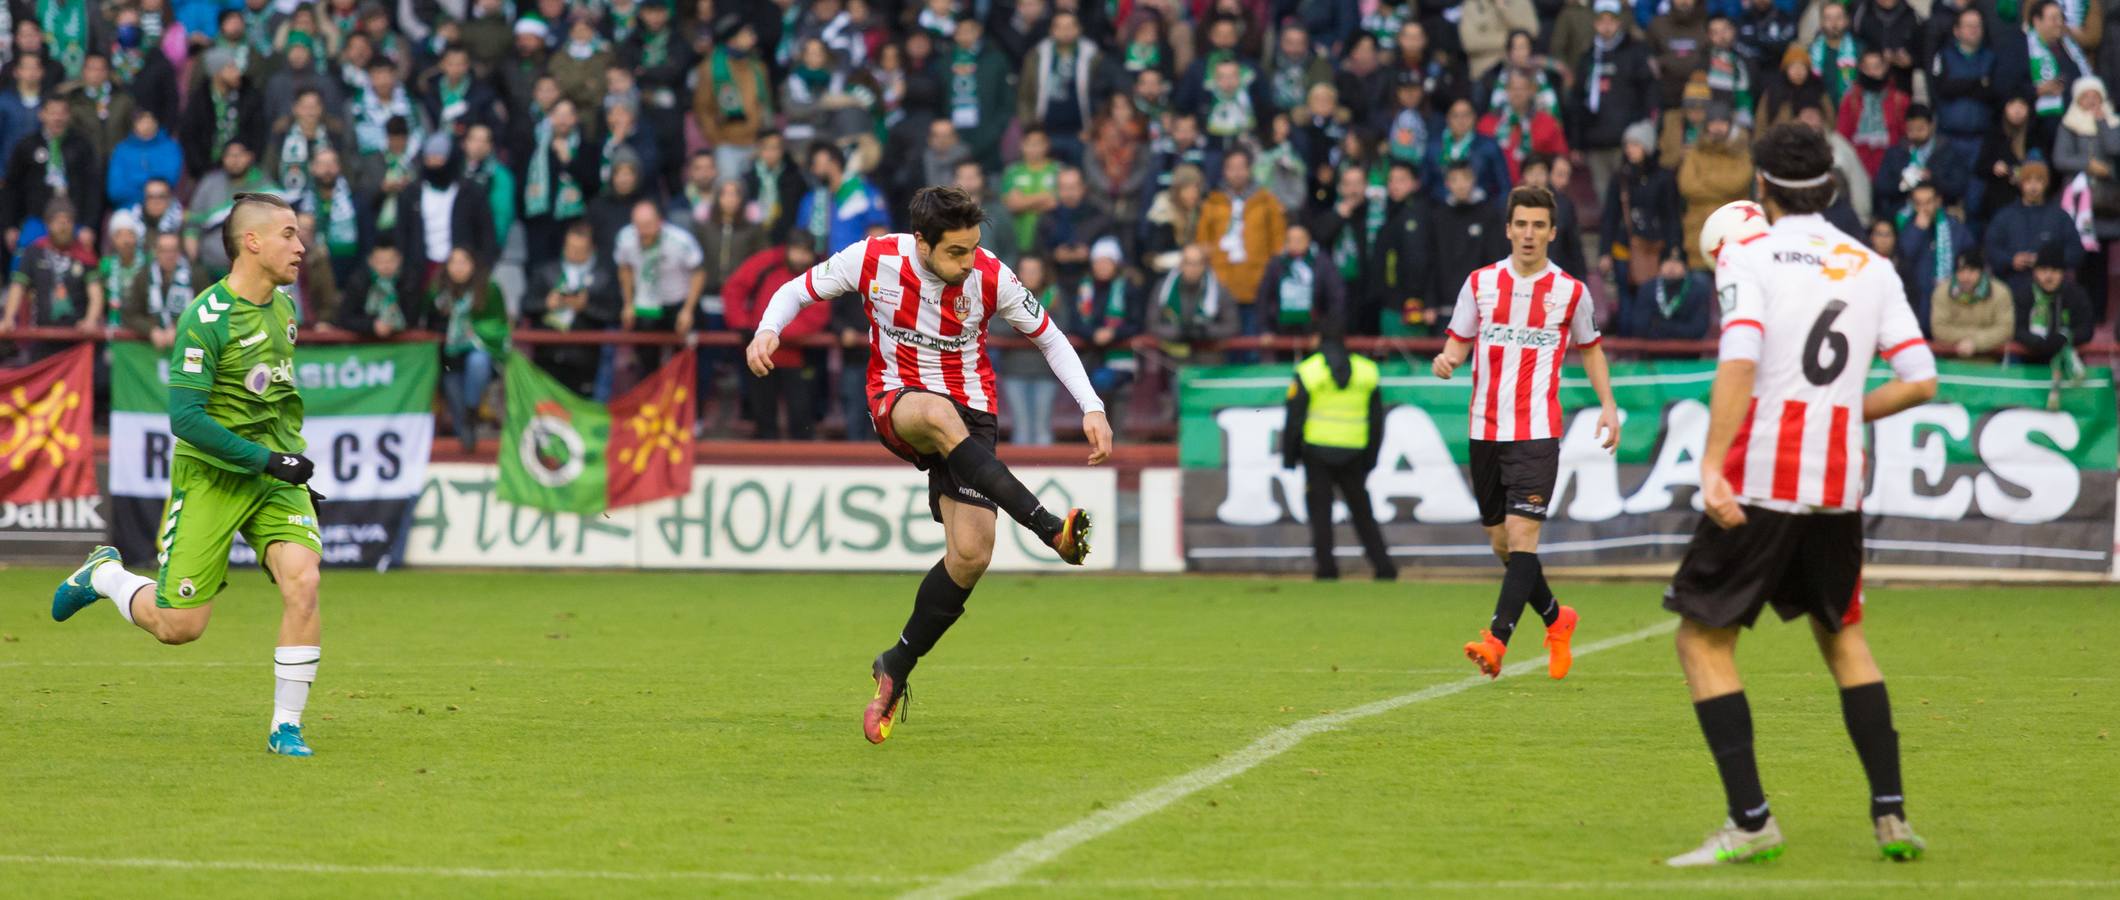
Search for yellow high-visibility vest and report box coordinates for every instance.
[1295,352,1378,449]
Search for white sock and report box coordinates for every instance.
[273,646,320,729]
[89,562,153,625]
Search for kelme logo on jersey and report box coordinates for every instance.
[1480,323,1564,349]
[520,399,588,488]
[244,359,296,394]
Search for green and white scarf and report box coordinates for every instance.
[1811,34,1859,105]
[100,250,146,317]
[949,46,982,128]
[1205,81,1254,138]
[112,47,143,84]
[2028,283,2074,339]
[711,49,767,122]
[1126,41,1162,73]
[1485,70,1561,119]
[1276,252,1316,327]
[41,1,86,78]
[1653,276,1687,318]
[1440,128,1475,166]
[1705,48,1753,113]
[278,124,323,195]
[147,259,191,326]
[442,288,480,353]
[1334,215,1362,281]
[1950,271,1990,304]
[377,154,409,230]
[754,159,785,228]
[1269,53,1308,111]
[1491,104,1536,167]
[364,272,404,331]
[545,260,593,330]
[241,5,275,57]
[2028,31,2092,116]
[308,176,359,258]
[523,120,583,219]
[212,86,242,161]
[1854,87,1889,148]
[640,27,669,69]
[352,84,415,154]
[436,75,471,127]
[41,135,66,191]
[632,236,665,316]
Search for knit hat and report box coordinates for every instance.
[284,31,316,56]
[422,131,453,159]
[1683,73,1713,107]
[1091,236,1124,264]
[1780,44,1809,70]
[2035,243,2068,270]
[1622,119,1656,149]
[1705,100,1735,123]
[107,208,145,240]
[203,46,239,75]
[1905,103,1933,122]
[514,16,550,40]
[1593,0,1624,16]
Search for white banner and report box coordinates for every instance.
[406,463,1120,571]
[107,411,436,501]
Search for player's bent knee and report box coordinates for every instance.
[279,565,322,601]
[947,547,992,583]
[153,617,208,645]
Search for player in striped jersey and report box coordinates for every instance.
[1432,185,1620,681]
[1662,124,1938,867]
[748,186,1112,744]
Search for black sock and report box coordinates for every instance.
[1839,681,1905,820]
[944,440,1061,542]
[1526,563,1560,626]
[1488,552,1541,644]
[879,561,974,678]
[1694,692,1770,831]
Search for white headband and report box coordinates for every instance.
[1761,170,1833,188]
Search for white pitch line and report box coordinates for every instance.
[900,619,1680,900]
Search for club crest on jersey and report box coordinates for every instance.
[178,578,195,599]
[955,292,973,317]
[1718,285,1738,313]
[287,322,298,343]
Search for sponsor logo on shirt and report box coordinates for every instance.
[1480,323,1564,349]
[182,347,205,373]
[245,359,296,394]
[882,325,977,353]
[239,331,268,347]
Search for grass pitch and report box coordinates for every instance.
[1,567,2115,898]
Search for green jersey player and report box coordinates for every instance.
[51,192,328,757]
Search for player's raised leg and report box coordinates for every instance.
[1667,618,1784,866]
[260,541,323,757]
[867,496,993,744]
[890,391,1088,564]
[1812,617,1924,860]
[52,545,213,641]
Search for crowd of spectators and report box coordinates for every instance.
[0,0,2113,445]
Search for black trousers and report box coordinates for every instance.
[747,358,819,440]
[1302,445,1394,578]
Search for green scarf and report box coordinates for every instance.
[278,124,320,195]
[100,251,145,323]
[2027,31,2090,117]
[808,179,862,246]
[1811,34,1859,106]
[1485,69,1561,119]
[1706,48,1753,112]
[1855,87,1888,147]
[441,288,479,353]
[1276,252,1316,327]
[1492,105,1536,167]
[791,66,832,102]
[1441,128,1475,166]
[1334,216,1361,281]
[950,46,983,128]
[1205,82,1254,138]
[1125,41,1162,73]
[545,260,593,330]
[1897,207,1956,290]
[1949,272,1990,304]
[1270,53,1308,111]
[523,121,583,219]
[309,177,359,257]
[641,27,669,69]
[378,154,409,231]
[2028,283,2073,338]
[112,48,143,84]
[365,273,404,331]
[211,86,241,161]
[41,134,66,192]
[241,6,274,57]
[754,159,784,229]
[711,49,767,122]
[42,1,86,78]
[632,235,665,317]
[147,260,191,326]
[437,75,470,126]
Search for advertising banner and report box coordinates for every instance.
[407,462,1119,572]
[1180,360,2116,574]
[108,340,438,569]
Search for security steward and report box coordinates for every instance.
[1280,322,1397,581]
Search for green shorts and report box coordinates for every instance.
[155,455,323,609]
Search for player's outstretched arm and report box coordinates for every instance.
[748,241,866,376]
[996,260,1111,464]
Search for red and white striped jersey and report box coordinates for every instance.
[1444,259,1601,442]
[759,233,1098,415]
[1714,213,1936,512]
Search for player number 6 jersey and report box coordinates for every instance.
[1714,214,1937,512]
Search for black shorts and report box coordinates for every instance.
[1469,439,1559,527]
[1663,507,1866,632]
[870,387,999,523]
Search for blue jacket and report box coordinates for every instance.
[1426,132,1512,203]
[0,90,42,164]
[1895,214,1972,335]
[791,176,891,256]
[176,0,235,40]
[1638,0,1746,30]
[1928,43,1994,140]
[106,132,184,210]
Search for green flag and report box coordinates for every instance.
[498,352,611,514]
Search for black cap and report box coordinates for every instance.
[1906,103,1933,122]
[2035,243,2068,270]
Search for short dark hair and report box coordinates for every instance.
[907,185,986,247]
[1387,159,1421,181]
[809,142,846,171]
[1504,185,1556,223]
[1752,123,1838,215]
[1956,247,1986,271]
[1223,146,1253,168]
[224,192,294,261]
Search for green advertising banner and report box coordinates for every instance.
[1179,360,2117,574]
[107,340,441,569]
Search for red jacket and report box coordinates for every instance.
[722,246,831,368]
[1836,86,1910,180]
[1477,109,1570,183]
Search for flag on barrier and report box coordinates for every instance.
[499,349,695,514]
[0,344,96,505]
